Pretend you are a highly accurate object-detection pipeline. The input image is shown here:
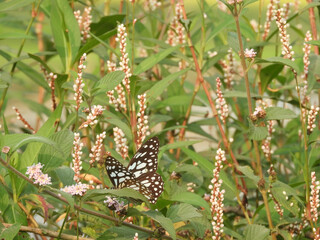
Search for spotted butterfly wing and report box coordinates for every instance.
[105,137,164,203]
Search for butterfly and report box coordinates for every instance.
[105,137,164,204]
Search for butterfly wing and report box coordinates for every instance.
[105,156,133,188]
[105,137,164,203]
[136,172,164,204]
[127,137,159,178]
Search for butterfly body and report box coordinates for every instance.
[105,137,164,203]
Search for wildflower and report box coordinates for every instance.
[250,19,258,32]
[221,49,235,88]
[104,196,125,213]
[79,105,104,129]
[244,48,257,59]
[106,60,127,112]
[262,0,276,40]
[208,51,218,58]
[73,53,87,111]
[12,107,36,133]
[274,8,295,61]
[113,127,129,159]
[34,173,52,186]
[26,163,51,186]
[61,183,88,196]
[26,163,44,179]
[48,73,57,111]
[307,105,319,134]
[215,77,229,124]
[116,24,132,93]
[310,172,319,223]
[301,31,312,115]
[74,7,92,43]
[72,133,83,182]
[89,132,107,166]
[144,0,161,11]
[187,182,196,192]
[133,233,139,240]
[209,148,225,240]
[166,3,185,46]
[136,93,150,149]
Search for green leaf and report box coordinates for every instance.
[90,15,126,36]
[82,189,149,204]
[237,165,260,185]
[266,107,297,120]
[256,57,299,73]
[98,226,150,240]
[39,129,73,172]
[75,29,117,63]
[181,148,213,174]
[93,71,125,95]
[244,224,269,240]
[159,140,200,159]
[153,95,191,109]
[147,68,189,104]
[223,90,260,98]
[50,0,80,70]
[0,223,21,240]
[55,166,75,186]
[170,191,211,214]
[142,210,176,240]
[249,122,268,141]
[166,203,202,223]
[134,46,179,75]
[17,62,50,91]
[260,64,284,93]
[0,0,34,12]
[0,33,35,40]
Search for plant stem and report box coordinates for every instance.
[233,3,275,237]
[179,0,248,199]
[58,206,70,240]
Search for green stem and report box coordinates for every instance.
[57,206,70,240]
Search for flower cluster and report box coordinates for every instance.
[104,196,126,213]
[282,3,292,20]
[187,182,196,192]
[61,182,88,196]
[274,9,295,61]
[113,127,129,159]
[310,172,320,223]
[41,66,57,111]
[74,7,92,43]
[209,148,225,240]
[12,106,36,133]
[136,93,150,149]
[301,31,312,110]
[89,132,107,166]
[26,163,51,186]
[80,105,105,129]
[262,0,276,41]
[307,105,319,135]
[144,0,161,11]
[215,77,229,124]
[268,188,284,217]
[244,48,257,59]
[106,61,127,112]
[72,133,83,182]
[73,53,87,111]
[116,24,132,93]
[221,49,235,88]
[133,233,139,240]
[166,3,185,46]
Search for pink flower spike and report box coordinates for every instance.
[34,173,52,186]
[26,163,44,179]
[244,48,257,59]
